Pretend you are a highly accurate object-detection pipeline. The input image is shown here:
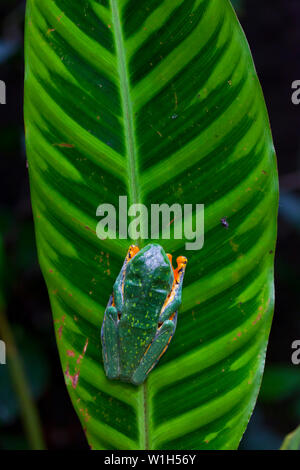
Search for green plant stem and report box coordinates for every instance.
[111,0,140,208]
[0,309,46,450]
[142,383,150,450]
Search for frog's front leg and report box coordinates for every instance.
[158,255,188,324]
[101,303,120,380]
[131,320,176,385]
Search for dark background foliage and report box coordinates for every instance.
[0,0,299,450]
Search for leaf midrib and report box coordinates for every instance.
[110,0,148,450]
[111,0,140,207]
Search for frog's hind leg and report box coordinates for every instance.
[113,245,139,311]
[131,320,176,386]
[101,304,120,380]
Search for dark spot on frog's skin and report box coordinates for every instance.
[221,217,229,229]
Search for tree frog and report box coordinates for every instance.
[101,244,187,385]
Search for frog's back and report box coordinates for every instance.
[122,244,174,326]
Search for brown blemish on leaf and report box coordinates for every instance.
[57,315,66,340]
[52,142,75,148]
[150,124,162,137]
[252,313,262,326]
[229,239,239,252]
[78,407,91,422]
[174,91,178,110]
[71,217,96,235]
[65,365,80,389]
[65,339,88,389]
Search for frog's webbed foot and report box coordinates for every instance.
[113,245,140,312]
[158,255,188,324]
[101,305,120,380]
[131,319,176,385]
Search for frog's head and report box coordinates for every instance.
[124,244,174,323]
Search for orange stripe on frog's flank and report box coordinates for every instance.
[162,255,188,315]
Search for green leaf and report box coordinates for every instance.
[24,0,278,450]
[280,426,300,451]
